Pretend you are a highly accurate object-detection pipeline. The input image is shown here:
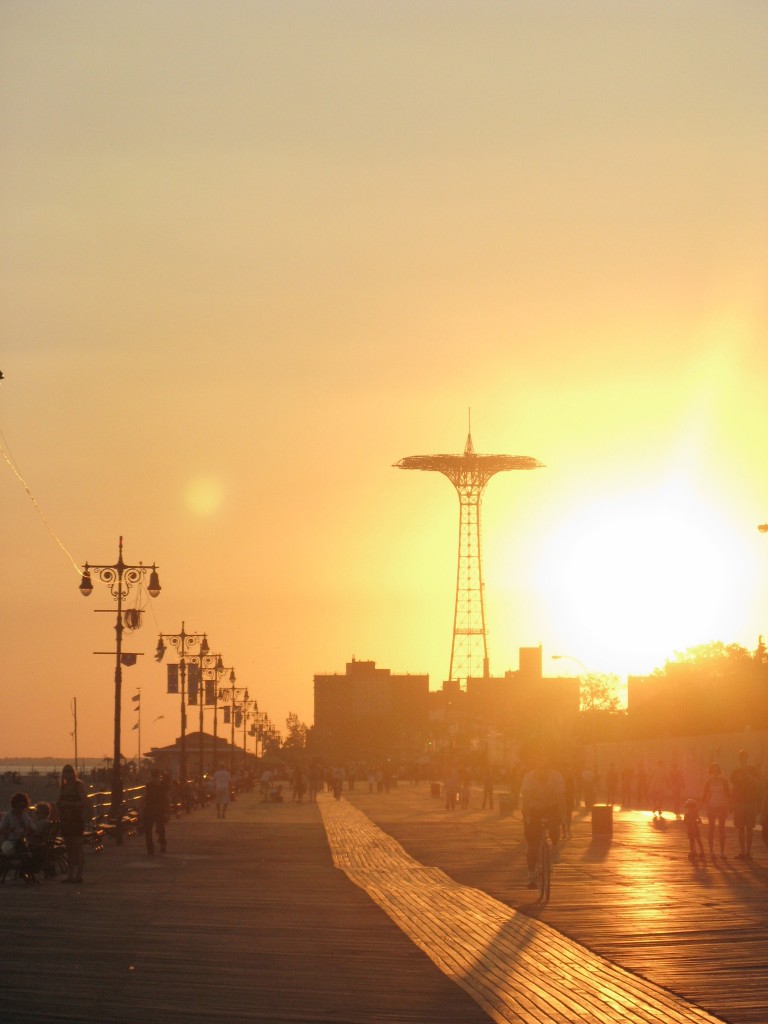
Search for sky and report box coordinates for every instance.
[2,1,767,759]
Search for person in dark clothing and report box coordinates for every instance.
[142,769,169,855]
[57,765,89,883]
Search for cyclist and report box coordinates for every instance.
[521,756,565,889]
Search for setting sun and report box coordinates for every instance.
[533,478,760,675]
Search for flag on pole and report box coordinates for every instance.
[131,692,141,702]
[132,722,139,730]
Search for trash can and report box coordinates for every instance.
[498,794,513,817]
[591,803,613,837]
[430,782,441,799]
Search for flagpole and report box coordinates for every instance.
[134,688,142,767]
[72,697,78,775]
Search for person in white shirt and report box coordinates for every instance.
[520,757,565,889]
[213,764,231,819]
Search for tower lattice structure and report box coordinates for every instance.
[395,431,543,684]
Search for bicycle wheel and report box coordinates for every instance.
[539,839,551,902]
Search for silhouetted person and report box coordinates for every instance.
[605,763,618,806]
[703,762,729,858]
[648,761,667,819]
[731,750,761,860]
[213,764,231,819]
[481,767,494,810]
[142,768,169,855]
[580,766,596,810]
[684,798,705,861]
[669,765,684,819]
[56,765,89,884]
[636,765,649,808]
[620,765,634,808]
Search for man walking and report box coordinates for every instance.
[142,768,169,855]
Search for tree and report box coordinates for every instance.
[653,641,753,677]
[283,712,308,755]
[643,638,768,734]
[580,673,622,713]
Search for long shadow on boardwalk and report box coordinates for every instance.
[344,785,768,1024]
[323,794,724,1024]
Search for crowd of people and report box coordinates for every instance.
[0,763,89,884]
[3,749,766,889]
[432,749,768,884]
[0,760,256,883]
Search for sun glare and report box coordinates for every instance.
[533,480,757,675]
[184,476,225,517]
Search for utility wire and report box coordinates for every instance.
[1,434,82,576]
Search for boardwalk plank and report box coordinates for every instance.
[322,794,724,1024]
[0,797,491,1024]
[345,785,768,1024]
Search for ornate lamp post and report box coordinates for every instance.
[209,661,233,773]
[197,652,226,782]
[242,699,259,769]
[155,623,209,785]
[219,679,248,774]
[79,536,160,844]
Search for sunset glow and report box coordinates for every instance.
[533,480,759,675]
[1,2,767,757]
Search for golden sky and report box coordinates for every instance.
[2,2,767,758]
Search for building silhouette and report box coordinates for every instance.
[313,658,429,763]
[429,646,579,761]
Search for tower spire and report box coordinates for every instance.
[464,407,474,455]
[395,428,543,684]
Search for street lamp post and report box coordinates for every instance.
[552,653,591,709]
[210,660,232,773]
[79,536,160,844]
[242,699,258,769]
[198,652,226,782]
[219,680,248,774]
[155,623,209,786]
[552,654,590,676]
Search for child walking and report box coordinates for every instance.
[684,797,705,861]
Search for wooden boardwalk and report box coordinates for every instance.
[1,783,766,1023]
[342,784,768,1024]
[0,791,490,1024]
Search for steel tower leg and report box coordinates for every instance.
[449,473,490,683]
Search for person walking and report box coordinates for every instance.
[702,762,729,858]
[481,767,495,810]
[142,768,169,855]
[648,761,667,820]
[56,764,89,884]
[684,798,705,861]
[730,750,762,860]
[213,764,232,819]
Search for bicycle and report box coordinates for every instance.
[524,813,555,902]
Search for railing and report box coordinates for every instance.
[87,785,145,838]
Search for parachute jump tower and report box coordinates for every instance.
[395,429,543,685]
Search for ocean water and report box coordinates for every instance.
[0,759,107,776]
